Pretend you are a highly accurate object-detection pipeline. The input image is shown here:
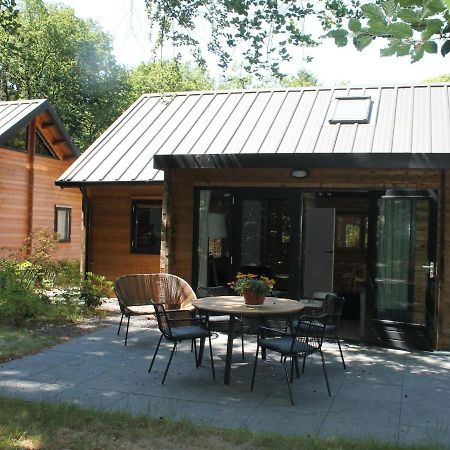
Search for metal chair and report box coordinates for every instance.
[251,314,332,405]
[148,302,215,384]
[114,273,196,346]
[295,293,346,369]
[196,286,245,360]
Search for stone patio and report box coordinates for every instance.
[1,318,449,447]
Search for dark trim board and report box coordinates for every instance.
[154,153,450,171]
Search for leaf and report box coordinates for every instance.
[396,42,412,56]
[441,39,450,55]
[426,18,444,33]
[353,33,373,50]
[388,22,414,38]
[411,45,425,61]
[444,0,450,9]
[423,40,438,53]
[368,20,389,35]
[361,3,386,22]
[328,28,349,46]
[398,8,422,24]
[380,45,397,56]
[348,18,362,32]
[425,0,446,13]
[381,0,398,17]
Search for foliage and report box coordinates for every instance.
[328,0,450,63]
[424,73,450,81]
[0,0,20,36]
[0,0,130,149]
[281,69,319,87]
[52,259,81,287]
[228,272,275,296]
[80,272,112,309]
[146,0,450,77]
[129,59,213,99]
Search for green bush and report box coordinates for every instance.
[80,272,112,309]
[52,260,81,287]
[0,263,48,325]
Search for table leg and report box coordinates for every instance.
[224,314,235,385]
[197,337,205,366]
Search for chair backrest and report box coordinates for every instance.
[292,313,331,353]
[152,302,173,339]
[322,293,345,327]
[114,274,196,312]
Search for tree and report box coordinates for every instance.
[128,59,213,100]
[281,69,318,87]
[424,73,450,81]
[0,0,130,149]
[145,0,450,76]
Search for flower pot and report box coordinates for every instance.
[243,291,265,306]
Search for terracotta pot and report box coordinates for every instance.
[243,291,265,306]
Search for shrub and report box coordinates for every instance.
[80,272,113,309]
[52,260,81,287]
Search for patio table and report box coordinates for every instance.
[192,295,306,385]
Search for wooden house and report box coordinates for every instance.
[0,99,82,262]
[57,84,450,351]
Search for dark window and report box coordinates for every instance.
[131,200,162,254]
[55,206,71,243]
[35,131,57,158]
[3,126,28,152]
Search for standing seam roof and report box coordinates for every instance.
[56,84,450,185]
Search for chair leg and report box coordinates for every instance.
[162,342,177,384]
[148,334,163,374]
[208,334,215,380]
[294,357,300,378]
[336,336,346,369]
[117,314,124,335]
[124,315,131,346]
[193,339,199,369]
[282,357,294,406]
[250,343,260,391]
[241,320,245,361]
[302,353,307,374]
[290,356,294,383]
[319,350,331,396]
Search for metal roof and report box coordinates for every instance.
[0,99,79,156]
[57,84,450,186]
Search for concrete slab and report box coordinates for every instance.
[1,323,450,447]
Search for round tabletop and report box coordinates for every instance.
[192,296,305,316]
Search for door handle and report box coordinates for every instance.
[422,262,435,279]
[325,250,333,254]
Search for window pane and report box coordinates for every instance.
[35,132,57,158]
[132,201,162,254]
[4,127,27,151]
[55,208,70,242]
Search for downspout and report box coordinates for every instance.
[80,186,91,279]
[26,120,36,256]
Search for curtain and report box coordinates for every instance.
[198,190,211,288]
[375,198,414,322]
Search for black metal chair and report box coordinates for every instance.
[251,314,331,405]
[148,302,215,384]
[294,293,346,369]
[196,286,245,360]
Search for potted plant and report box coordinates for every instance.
[228,273,275,306]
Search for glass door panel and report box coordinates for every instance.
[240,197,292,296]
[371,191,436,350]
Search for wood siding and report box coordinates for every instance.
[0,114,82,262]
[85,184,163,282]
[165,167,450,349]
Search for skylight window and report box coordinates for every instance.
[329,96,372,124]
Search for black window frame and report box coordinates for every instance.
[35,130,58,159]
[130,200,162,255]
[54,206,71,243]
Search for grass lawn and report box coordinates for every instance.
[0,326,60,364]
[0,397,444,450]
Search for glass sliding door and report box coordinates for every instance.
[370,191,436,350]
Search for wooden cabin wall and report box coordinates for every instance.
[165,167,449,348]
[85,184,163,282]
[0,145,82,262]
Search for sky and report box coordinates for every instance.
[47,0,450,86]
